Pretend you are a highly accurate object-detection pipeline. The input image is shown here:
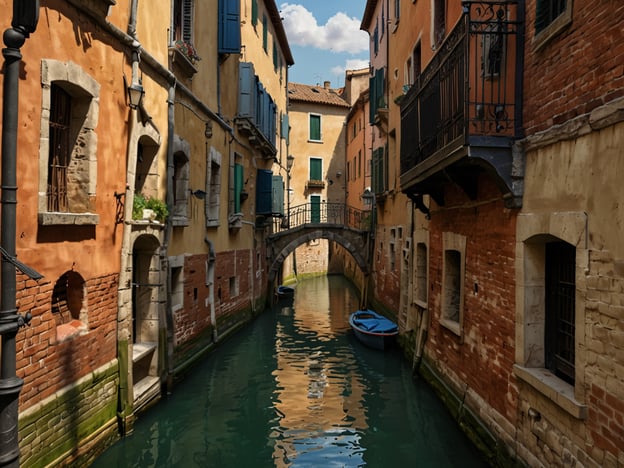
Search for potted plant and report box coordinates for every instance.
[132,193,169,223]
[174,39,201,65]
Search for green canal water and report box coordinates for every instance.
[92,276,489,467]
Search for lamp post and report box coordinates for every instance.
[280,155,294,229]
[1,1,40,466]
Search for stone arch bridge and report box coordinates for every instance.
[266,202,373,284]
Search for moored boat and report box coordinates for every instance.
[275,285,295,301]
[349,309,398,350]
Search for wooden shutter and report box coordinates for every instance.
[256,169,273,215]
[234,163,243,213]
[218,0,241,54]
[182,0,193,43]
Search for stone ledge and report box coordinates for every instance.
[39,212,99,226]
[513,364,587,420]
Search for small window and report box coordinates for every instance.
[433,0,446,47]
[173,151,189,220]
[533,0,572,50]
[309,114,321,141]
[535,0,567,33]
[441,232,466,335]
[229,276,239,297]
[206,147,222,227]
[171,265,184,311]
[545,241,576,385]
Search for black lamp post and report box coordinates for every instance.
[1,1,40,466]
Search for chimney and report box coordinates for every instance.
[324,81,330,89]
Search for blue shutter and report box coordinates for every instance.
[256,169,273,215]
[218,0,241,54]
[281,113,290,144]
[238,62,256,120]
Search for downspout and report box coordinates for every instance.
[116,0,140,433]
[164,82,176,393]
[0,5,40,467]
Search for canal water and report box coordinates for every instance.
[93,276,489,467]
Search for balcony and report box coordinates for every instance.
[400,1,523,208]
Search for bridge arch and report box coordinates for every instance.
[267,227,370,284]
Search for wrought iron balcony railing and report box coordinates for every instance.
[400,1,521,179]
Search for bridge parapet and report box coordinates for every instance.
[266,203,373,283]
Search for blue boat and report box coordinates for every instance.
[275,285,295,301]
[349,309,398,350]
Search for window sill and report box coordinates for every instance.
[39,212,99,226]
[513,365,587,420]
[307,139,323,144]
[56,320,87,342]
[169,47,198,78]
[440,318,461,336]
[171,216,189,227]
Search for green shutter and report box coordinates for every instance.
[251,0,258,27]
[234,163,243,213]
[309,114,321,141]
[309,158,322,181]
[310,195,321,223]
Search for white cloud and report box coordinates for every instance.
[331,58,370,77]
[280,3,369,54]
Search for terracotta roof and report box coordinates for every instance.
[288,82,350,108]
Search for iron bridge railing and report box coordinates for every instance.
[271,202,373,234]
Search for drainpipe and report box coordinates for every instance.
[0,2,40,466]
[163,82,176,393]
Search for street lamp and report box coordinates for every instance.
[127,81,144,109]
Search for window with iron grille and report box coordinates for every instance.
[535,0,567,34]
[545,241,576,385]
[48,84,71,212]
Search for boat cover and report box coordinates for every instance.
[352,310,398,334]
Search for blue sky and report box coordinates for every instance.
[279,1,369,88]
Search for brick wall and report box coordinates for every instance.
[15,273,119,466]
[425,177,518,420]
[16,273,118,409]
[523,0,624,135]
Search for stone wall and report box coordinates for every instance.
[18,361,119,467]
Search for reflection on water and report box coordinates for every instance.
[92,276,488,468]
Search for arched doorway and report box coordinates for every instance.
[131,234,162,410]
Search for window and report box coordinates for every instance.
[170,260,184,313]
[218,0,240,54]
[535,0,567,33]
[369,68,385,123]
[229,276,239,298]
[309,158,323,182]
[358,150,362,178]
[533,0,572,50]
[371,146,387,194]
[373,23,379,55]
[310,195,321,223]
[47,85,71,213]
[273,38,278,71]
[171,136,190,225]
[545,241,576,385]
[515,213,587,420]
[206,147,222,227]
[309,114,321,141]
[39,59,99,226]
[174,0,193,43]
[441,232,466,336]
